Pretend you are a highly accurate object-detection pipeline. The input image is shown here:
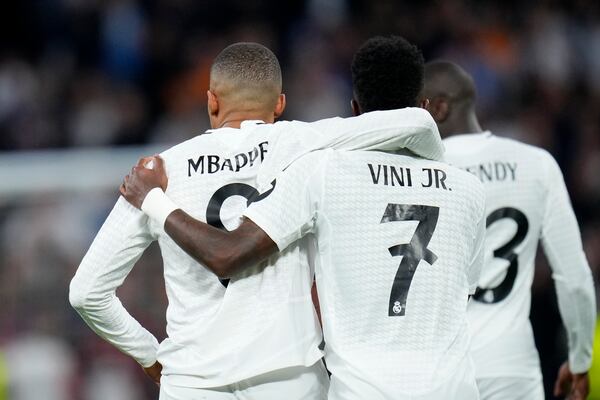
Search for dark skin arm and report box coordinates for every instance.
[165,210,277,278]
[120,156,278,278]
[143,361,162,386]
[553,361,590,400]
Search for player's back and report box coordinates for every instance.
[155,120,322,387]
[443,131,568,378]
[310,149,485,397]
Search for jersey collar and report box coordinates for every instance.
[240,120,266,129]
[204,120,265,135]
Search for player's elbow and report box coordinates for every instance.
[69,278,89,311]
[69,275,104,312]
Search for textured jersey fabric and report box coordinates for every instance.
[69,108,444,387]
[245,149,486,397]
[444,131,596,378]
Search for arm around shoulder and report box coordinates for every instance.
[163,210,278,279]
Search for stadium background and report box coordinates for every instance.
[0,0,599,399]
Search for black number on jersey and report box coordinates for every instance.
[206,181,276,287]
[473,207,529,304]
[381,204,439,316]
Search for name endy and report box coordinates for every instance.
[188,141,268,176]
[463,161,517,183]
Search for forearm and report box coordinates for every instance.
[70,197,159,367]
[163,209,236,275]
[553,270,596,373]
[542,157,596,372]
[70,283,159,367]
[164,210,277,278]
[546,239,596,373]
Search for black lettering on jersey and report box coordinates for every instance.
[206,181,276,229]
[463,162,517,183]
[435,169,447,190]
[381,204,439,316]
[248,148,259,166]
[421,168,449,190]
[187,141,269,177]
[479,163,493,181]
[205,180,276,287]
[506,162,517,181]
[221,158,233,171]
[368,163,383,184]
[495,162,507,181]
[390,166,411,187]
[258,141,268,160]
[473,207,529,304]
[368,163,412,187]
[235,153,248,171]
[207,155,220,173]
[188,156,205,176]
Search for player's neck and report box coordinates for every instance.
[216,111,275,129]
[442,113,482,138]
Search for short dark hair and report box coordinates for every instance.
[211,42,282,91]
[351,36,425,112]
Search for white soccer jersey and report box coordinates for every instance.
[244,149,486,398]
[443,132,595,379]
[69,108,444,388]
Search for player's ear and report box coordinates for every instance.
[207,90,219,118]
[274,94,286,119]
[427,96,450,123]
[351,98,361,116]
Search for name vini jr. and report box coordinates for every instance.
[368,163,449,190]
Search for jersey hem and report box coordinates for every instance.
[162,352,324,389]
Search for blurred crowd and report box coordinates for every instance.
[0,0,599,399]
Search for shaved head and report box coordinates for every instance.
[422,61,476,106]
[210,42,282,110]
[422,61,482,137]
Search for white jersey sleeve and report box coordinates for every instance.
[69,197,159,367]
[304,107,443,159]
[540,154,596,373]
[468,211,486,295]
[244,151,328,250]
[255,108,443,189]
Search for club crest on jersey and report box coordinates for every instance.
[392,301,403,315]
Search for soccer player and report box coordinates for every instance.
[421,60,596,400]
[120,36,486,400]
[69,42,444,400]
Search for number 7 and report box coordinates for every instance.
[381,204,439,316]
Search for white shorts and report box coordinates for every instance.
[476,376,544,400]
[328,356,479,400]
[159,360,329,400]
